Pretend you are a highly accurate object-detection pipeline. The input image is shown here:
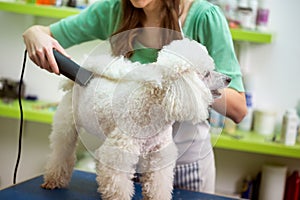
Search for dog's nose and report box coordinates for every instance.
[226,76,231,84]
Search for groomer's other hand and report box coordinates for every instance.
[22,25,70,75]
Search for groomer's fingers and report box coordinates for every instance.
[25,44,42,68]
[36,48,54,73]
[49,43,70,75]
[45,48,59,74]
[28,53,41,68]
[53,44,70,58]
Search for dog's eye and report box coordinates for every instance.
[204,71,210,78]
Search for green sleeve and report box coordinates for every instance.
[184,1,245,92]
[50,0,122,48]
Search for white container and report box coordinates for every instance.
[253,110,276,135]
[238,92,253,131]
[209,109,225,134]
[256,0,270,31]
[237,0,253,29]
[281,109,299,146]
[296,99,300,117]
[248,0,258,30]
[238,107,253,131]
[259,164,287,200]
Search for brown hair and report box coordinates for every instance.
[110,0,183,58]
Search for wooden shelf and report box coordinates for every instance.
[0,1,273,43]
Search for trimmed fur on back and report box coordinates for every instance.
[67,38,216,126]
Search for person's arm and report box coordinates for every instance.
[22,25,67,74]
[195,3,247,123]
[212,88,247,123]
[22,0,122,74]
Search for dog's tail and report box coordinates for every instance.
[162,69,213,124]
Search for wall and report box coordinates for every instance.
[0,117,51,189]
[239,0,300,119]
[1,0,300,195]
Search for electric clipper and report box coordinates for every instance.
[53,49,94,87]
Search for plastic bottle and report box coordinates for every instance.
[224,117,237,134]
[67,0,76,7]
[281,109,299,146]
[256,0,270,32]
[55,0,63,6]
[248,0,258,30]
[209,108,225,134]
[241,175,254,199]
[284,171,300,200]
[297,100,300,143]
[296,100,300,118]
[237,0,253,29]
[238,74,254,131]
[238,92,253,131]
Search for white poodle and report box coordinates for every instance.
[41,38,230,200]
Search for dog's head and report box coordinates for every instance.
[201,70,231,99]
[157,38,231,124]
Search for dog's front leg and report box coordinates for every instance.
[95,129,140,200]
[139,149,177,200]
[136,125,177,200]
[41,91,78,190]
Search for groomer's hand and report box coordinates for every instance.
[22,25,69,75]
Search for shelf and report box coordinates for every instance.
[211,130,300,159]
[0,1,273,43]
[0,99,56,124]
[230,28,273,44]
[0,1,80,19]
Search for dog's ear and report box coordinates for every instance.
[162,70,213,124]
[201,71,231,99]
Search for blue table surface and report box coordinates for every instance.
[0,170,239,200]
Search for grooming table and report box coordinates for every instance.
[0,170,238,200]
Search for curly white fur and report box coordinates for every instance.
[41,38,227,200]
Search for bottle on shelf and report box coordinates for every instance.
[297,100,300,143]
[284,171,300,200]
[248,0,258,30]
[238,73,254,132]
[209,108,225,134]
[238,92,253,131]
[256,0,270,32]
[55,0,63,7]
[237,0,254,30]
[36,0,55,5]
[241,175,254,199]
[67,0,76,7]
[281,108,299,146]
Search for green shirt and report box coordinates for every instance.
[50,0,244,92]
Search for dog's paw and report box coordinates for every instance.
[41,179,68,190]
[41,182,57,190]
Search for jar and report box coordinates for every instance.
[253,110,276,136]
